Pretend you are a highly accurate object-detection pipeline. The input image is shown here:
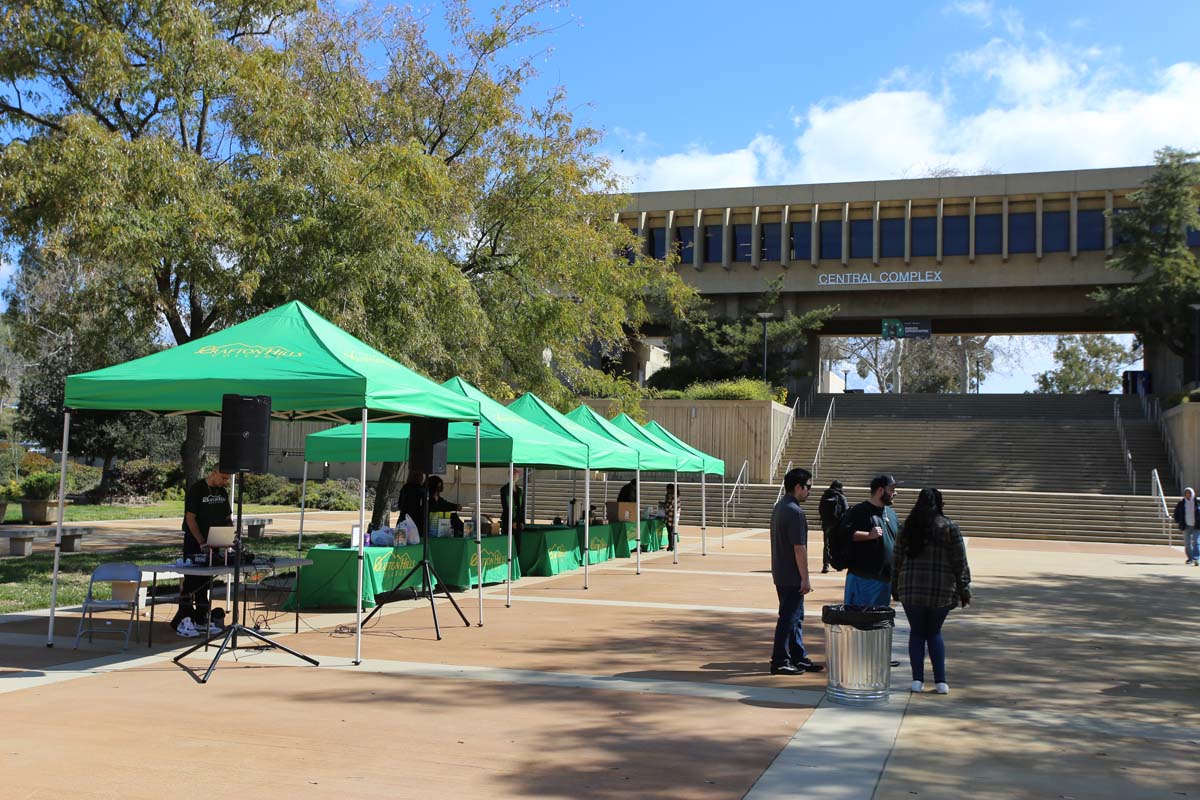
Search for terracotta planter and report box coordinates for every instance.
[20,500,52,524]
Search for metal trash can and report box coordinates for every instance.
[822,604,895,706]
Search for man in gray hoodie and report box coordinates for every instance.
[1173,488,1200,566]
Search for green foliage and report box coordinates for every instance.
[1093,148,1200,358]
[653,389,685,400]
[102,459,184,501]
[65,462,102,494]
[0,442,24,483]
[306,479,365,511]
[0,479,20,502]
[241,473,300,506]
[1033,335,1139,394]
[19,471,59,500]
[21,451,54,474]
[682,379,776,401]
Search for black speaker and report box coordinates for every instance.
[219,394,271,474]
[409,418,448,475]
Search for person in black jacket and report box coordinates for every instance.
[617,478,637,503]
[817,480,848,574]
[396,468,427,536]
[1174,487,1200,566]
[839,474,899,606]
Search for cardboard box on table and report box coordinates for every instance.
[605,501,638,523]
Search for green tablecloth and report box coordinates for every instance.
[519,526,582,576]
[427,535,520,589]
[283,544,429,610]
[577,523,617,565]
[612,518,668,557]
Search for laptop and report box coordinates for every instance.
[205,526,236,549]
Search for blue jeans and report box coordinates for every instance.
[902,603,953,683]
[1185,528,1200,561]
[844,573,891,606]
[771,585,807,666]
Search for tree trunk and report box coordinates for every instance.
[370,461,401,530]
[181,415,207,485]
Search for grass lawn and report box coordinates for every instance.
[3,500,301,523]
[0,532,346,614]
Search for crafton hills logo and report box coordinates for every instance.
[197,342,304,358]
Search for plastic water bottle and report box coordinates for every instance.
[364,530,372,547]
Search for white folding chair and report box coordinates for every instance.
[74,562,142,650]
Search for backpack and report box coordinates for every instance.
[826,504,857,572]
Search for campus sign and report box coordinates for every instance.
[816,270,943,287]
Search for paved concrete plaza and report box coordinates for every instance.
[1,524,1197,799]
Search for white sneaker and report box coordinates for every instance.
[935,682,950,695]
[175,619,200,638]
[910,681,924,693]
[206,621,224,635]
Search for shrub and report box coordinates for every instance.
[66,462,103,494]
[20,471,60,500]
[104,459,184,500]
[21,451,55,474]
[653,389,685,400]
[306,479,368,511]
[240,472,300,506]
[0,479,20,502]
[683,378,774,401]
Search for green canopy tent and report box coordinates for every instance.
[304,378,590,604]
[566,404,683,567]
[508,393,640,587]
[609,413,711,558]
[52,301,482,666]
[641,421,729,548]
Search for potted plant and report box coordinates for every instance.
[0,480,17,523]
[19,471,60,524]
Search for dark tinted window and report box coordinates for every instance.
[1044,210,1069,252]
[1009,212,1036,253]
[820,220,842,260]
[761,222,781,261]
[911,217,936,258]
[704,225,723,263]
[880,218,904,258]
[677,226,695,263]
[791,221,812,261]
[1078,210,1105,251]
[733,224,752,262]
[1188,210,1200,247]
[976,213,1002,255]
[849,220,873,259]
[649,227,666,260]
[625,227,637,264]
[943,215,969,256]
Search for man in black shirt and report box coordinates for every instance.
[396,468,427,536]
[769,467,823,675]
[171,466,232,637]
[616,478,637,503]
[500,468,525,547]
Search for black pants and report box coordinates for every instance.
[771,585,806,667]
[821,525,833,569]
[170,535,211,629]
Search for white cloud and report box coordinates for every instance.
[948,0,993,26]
[608,26,1200,191]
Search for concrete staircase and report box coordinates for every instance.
[464,479,1176,547]
[780,394,1177,497]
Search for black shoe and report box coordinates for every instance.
[889,660,901,667]
[795,658,825,673]
[821,566,830,573]
[769,663,803,675]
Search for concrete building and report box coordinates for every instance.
[619,165,1200,395]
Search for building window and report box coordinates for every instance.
[649,227,666,260]
[880,218,904,258]
[732,224,752,262]
[1009,212,1036,253]
[820,220,842,260]
[625,227,638,264]
[677,226,695,263]
[704,225,723,263]
[1188,209,1200,247]
[911,217,936,258]
[1078,210,1105,251]
[849,220,873,259]
[976,214,1002,255]
[1044,211,1069,253]
[943,215,969,257]
[791,221,812,261]
[761,222,781,261]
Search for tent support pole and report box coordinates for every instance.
[583,471,590,590]
[522,468,530,525]
[353,408,367,665]
[506,462,514,607]
[634,470,641,575]
[721,477,727,548]
[701,472,708,556]
[672,469,679,565]
[475,423,483,626]
[528,469,535,524]
[45,410,71,647]
[298,461,309,554]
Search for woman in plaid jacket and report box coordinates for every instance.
[893,487,972,695]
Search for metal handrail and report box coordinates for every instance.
[770,398,796,480]
[1114,398,1135,494]
[800,380,819,417]
[1151,469,1174,547]
[1147,395,1185,493]
[725,459,749,517]
[776,460,794,501]
[810,396,836,482]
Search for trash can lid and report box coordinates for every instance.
[821,604,895,630]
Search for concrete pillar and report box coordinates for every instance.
[664,209,675,262]
[693,208,704,271]
[638,211,648,254]
[969,197,976,263]
[1002,196,1009,262]
[780,205,790,268]
[904,199,912,264]
[872,201,880,265]
[751,206,761,269]
[1035,195,1044,260]
[936,198,944,264]
[810,203,820,267]
[1105,191,1114,255]
[722,207,732,269]
[841,203,850,266]
[1069,192,1078,259]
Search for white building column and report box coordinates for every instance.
[751,206,761,269]
[840,203,850,266]
[780,205,791,268]
[1002,196,1009,262]
[693,208,704,271]
[1035,195,1044,260]
[872,201,880,265]
[903,199,912,264]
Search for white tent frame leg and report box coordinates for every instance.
[634,470,641,575]
[45,410,71,647]
[701,472,707,556]
[298,461,309,555]
[353,408,368,665]
[475,422,483,626]
[721,477,727,548]
[672,469,680,565]
[506,462,514,607]
[583,471,590,590]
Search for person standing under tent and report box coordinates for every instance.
[171,466,232,638]
[500,468,526,548]
[664,483,679,551]
[396,468,427,536]
[617,478,637,502]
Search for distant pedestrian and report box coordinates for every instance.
[818,480,849,574]
[768,467,823,675]
[1174,487,1200,566]
[839,474,899,606]
[893,488,972,695]
[664,484,679,551]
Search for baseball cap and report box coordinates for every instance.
[869,474,898,492]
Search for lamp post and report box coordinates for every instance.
[975,359,982,394]
[756,312,774,382]
[842,367,849,392]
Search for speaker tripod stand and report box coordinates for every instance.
[174,469,319,684]
[360,491,469,641]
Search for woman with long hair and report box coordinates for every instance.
[893,487,972,695]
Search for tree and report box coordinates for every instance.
[823,335,999,393]
[1093,147,1200,370]
[1033,335,1140,394]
